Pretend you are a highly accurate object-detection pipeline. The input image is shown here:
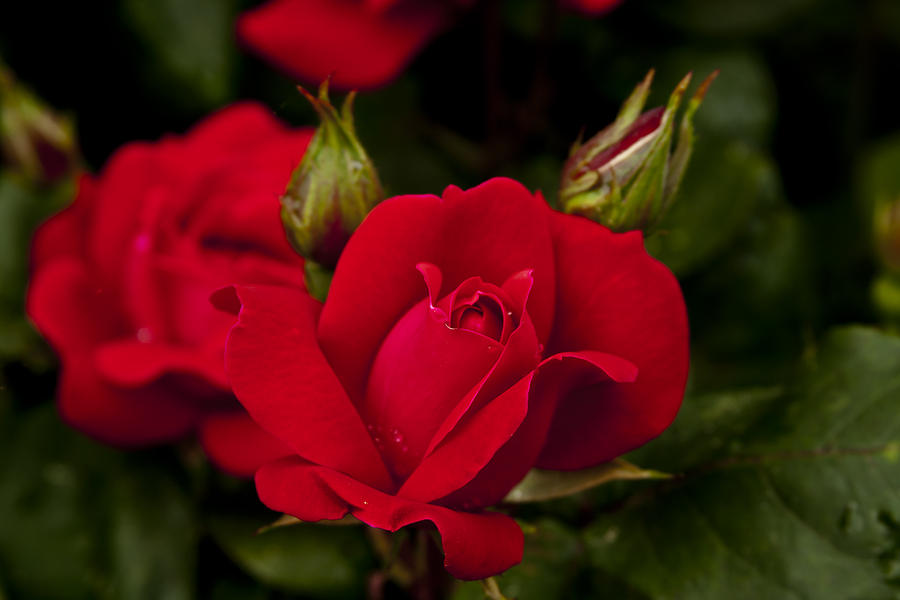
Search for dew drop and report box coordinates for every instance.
[401,445,408,453]
[136,328,152,343]
[487,344,495,351]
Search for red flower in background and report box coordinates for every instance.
[27,103,313,477]
[237,0,621,90]
[217,178,687,579]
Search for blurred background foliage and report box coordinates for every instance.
[2,0,900,598]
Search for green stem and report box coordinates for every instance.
[480,577,510,600]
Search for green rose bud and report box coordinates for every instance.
[559,69,717,233]
[0,58,78,184]
[281,79,384,271]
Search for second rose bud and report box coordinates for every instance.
[281,80,384,285]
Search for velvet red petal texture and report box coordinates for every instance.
[361,294,503,480]
[256,457,523,580]
[318,178,556,402]
[400,351,636,506]
[30,174,94,270]
[437,351,637,508]
[56,356,201,446]
[237,0,450,90]
[27,258,128,354]
[224,285,394,491]
[537,211,689,469]
[94,340,228,389]
[199,412,294,477]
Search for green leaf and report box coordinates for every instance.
[452,519,583,600]
[0,404,118,598]
[585,327,900,599]
[645,138,782,277]
[654,49,777,146]
[504,459,669,504]
[0,172,71,363]
[120,0,237,111]
[648,0,819,37]
[210,515,374,596]
[107,466,197,600]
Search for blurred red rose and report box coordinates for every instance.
[27,103,313,477]
[237,0,621,90]
[216,177,687,579]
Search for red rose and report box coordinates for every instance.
[237,0,620,90]
[217,178,688,579]
[27,103,313,477]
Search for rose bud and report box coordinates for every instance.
[560,69,717,233]
[280,80,383,278]
[27,103,314,477]
[0,59,78,184]
[215,178,689,580]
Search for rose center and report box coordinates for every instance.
[451,295,505,341]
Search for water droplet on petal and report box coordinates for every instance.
[136,328,152,343]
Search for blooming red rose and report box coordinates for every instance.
[26,103,313,477]
[217,177,688,579]
[237,0,621,90]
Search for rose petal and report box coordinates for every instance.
[224,284,394,491]
[26,257,127,352]
[318,178,556,403]
[256,457,523,580]
[57,355,200,446]
[94,340,228,389]
[423,269,540,456]
[399,350,636,505]
[437,351,638,508]
[362,294,503,480]
[30,174,94,269]
[199,412,294,477]
[537,211,689,469]
[237,0,449,90]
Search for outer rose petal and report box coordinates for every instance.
[31,174,94,269]
[319,178,556,402]
[237,0,449,90]
[256,457,523,580]
[199,412,293,477]
[538,211,689,469]
[400,351,637,505]
[27,258,127,353]
[223,284,394,491]
[94,341,228,389]
[55,357,201,446]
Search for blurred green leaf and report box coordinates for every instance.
[108,466,196,600]
[504,459,669,504]
[452,519,583,600]
[355,79,467,196]
[627,386,784,474]
[0,402,199,600]
[0,172,71,362]
[646,138,781,277]
[210,515,374,596]
[687,205,813,390]
[586,326,900,599]
[0,404,118,598]
[121,0,237,111]
[647,0,819,37]
[655,49,776,145]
